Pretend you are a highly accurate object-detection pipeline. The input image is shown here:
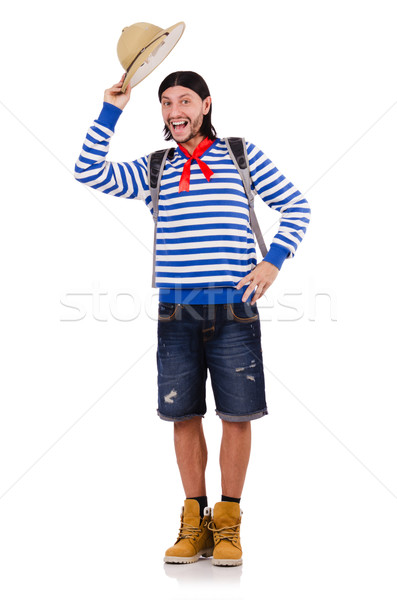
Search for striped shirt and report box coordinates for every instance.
[74,102,311,304]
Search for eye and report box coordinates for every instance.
[182,99,189,104]
[162,101,170,107]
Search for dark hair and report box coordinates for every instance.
[158,71,217,141]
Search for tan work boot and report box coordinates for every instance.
[208,501,243,566]
[164,499,214,564]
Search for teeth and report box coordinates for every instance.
[172,121,187,126]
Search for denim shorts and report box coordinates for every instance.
[156,302,267,422]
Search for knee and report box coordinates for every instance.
[174,415,203,431]
[222,420,251,431]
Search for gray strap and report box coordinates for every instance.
[224,137,268,259]
[148,149,173,288]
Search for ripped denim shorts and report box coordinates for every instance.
[156,302,267,422]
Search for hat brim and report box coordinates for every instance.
[121,21,185,92]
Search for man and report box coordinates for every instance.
[74,71,310,567]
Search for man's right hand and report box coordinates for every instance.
[104,74,132,110]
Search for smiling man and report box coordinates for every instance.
[74,70,310,567]
[161,86,211,150]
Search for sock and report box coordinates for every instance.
[187,496,208,518]
[221,495,241,503]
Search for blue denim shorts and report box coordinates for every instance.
[156,302,267,422]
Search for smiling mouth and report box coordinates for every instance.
[170,120,189,131]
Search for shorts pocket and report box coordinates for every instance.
[227,302,259,323]
[158,302,180,321]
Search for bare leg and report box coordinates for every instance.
[174,416,207,497]
[219,421,251,498]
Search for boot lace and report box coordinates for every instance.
[176,519,205,542]
[208,521,241,548]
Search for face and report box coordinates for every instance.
[161,85,211,145]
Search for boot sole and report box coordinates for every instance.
[164,547,214,564]
[212,557,243,567]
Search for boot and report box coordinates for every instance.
[164,499,214,564]
[208,501,243,566]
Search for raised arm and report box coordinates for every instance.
[104,74,133,111]
[74,75,150,200]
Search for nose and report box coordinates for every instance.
[168,106,182,118]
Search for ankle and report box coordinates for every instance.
[186,495,208,518]
[221,495,241,503]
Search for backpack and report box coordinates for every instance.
[147,137,268,288]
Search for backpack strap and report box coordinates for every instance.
[148,147,175,288]
[224,137,268,259]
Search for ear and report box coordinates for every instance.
[203,96,212,115]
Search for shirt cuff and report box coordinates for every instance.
[262,243,290,270]
[96,102,123,131]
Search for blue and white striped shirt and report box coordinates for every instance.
[74,102,310,304]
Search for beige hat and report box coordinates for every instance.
[117,21,185,92]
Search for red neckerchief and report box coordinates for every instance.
[177,137,215,193]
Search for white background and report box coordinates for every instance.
[1,0,396,598]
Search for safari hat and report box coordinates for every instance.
[117,21,185,92]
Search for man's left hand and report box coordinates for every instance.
[235,261,280,304]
